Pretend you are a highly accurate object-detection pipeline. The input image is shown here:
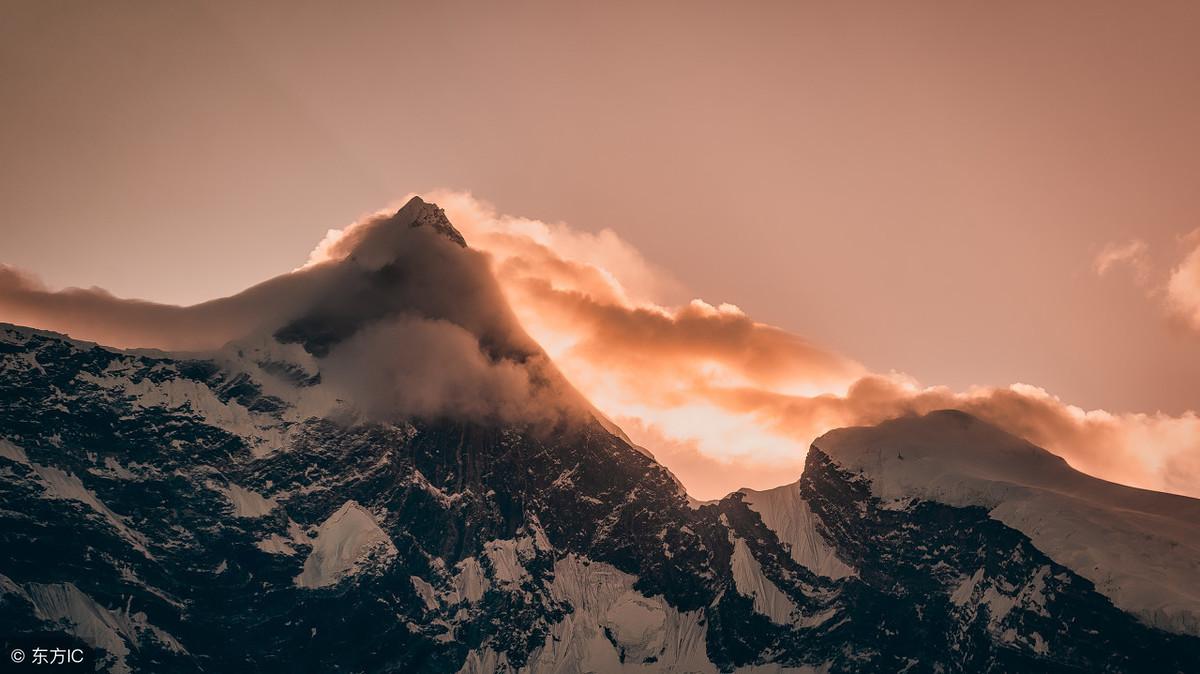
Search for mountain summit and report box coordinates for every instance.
[1,203,1197,673]
[404,196,468,248]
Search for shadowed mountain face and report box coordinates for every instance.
[1,202,1197,673]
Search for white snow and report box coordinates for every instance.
[950,568,984,607]
[451,557,487,604]
[212,336,349,427]
[950,563,1054,640]
[412,576,439,611]
[457,649,515,674]
[526,515,554,552]
[606,591,667,652]
[551,467,578,489]
[460,554,718,673]
[1016,565,1051,617]
[25,582,186,670]
[739,483,855,579]
[483,539,530,586]
[295,501,396,588]
[114,565,185,611]
[76,370,290,458]
[31,464,152,558]
[137,618,186,654]
[729,538,798,625]
[816,410,1200,636]
[26,583,133,674]
[97,457,137,480]
[256,534,297,556]
[0,438,29,464]
[1029,631,1048,655]
[409,470,457,507]
[206,480,277,518]
[0,350,46,375]
[733,665,831,674]
[0,573,28,599]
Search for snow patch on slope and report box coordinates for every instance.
[461,555,717,673]
[0,573,27,599]
[27,583,133,674]
[214,336,347,424]
[91,456,138,481]
[730,538,797,625]
[25,582,186,671]
[76,370,289,457]
[295,501,396,588]
[411,576,439,611]
[451,557,487,604]
[257,535,297,556]
[816,410,1200,636]
[733,664,831,673]
[206,480,277,518]
[0,438,29,464]
[950,568,984,607]
[457,649,516,674]
[31,464,151,558]
[483,539,532,587]
[739,483,854,579]
[409,469,458,507]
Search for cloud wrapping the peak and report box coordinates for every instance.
[0,262,324,351]
[320,317,564,424]
[1,199,582,426]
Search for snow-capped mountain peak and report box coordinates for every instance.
[815,410,1200,635]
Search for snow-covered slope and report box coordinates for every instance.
[295,500,397,588]
[729,537,799,625]
[458,555,717,673]
[739,483,854,580]
[815,409,1200,636]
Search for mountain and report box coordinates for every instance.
[1,200,1198,673]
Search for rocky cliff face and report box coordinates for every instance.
[1,325,1197,673]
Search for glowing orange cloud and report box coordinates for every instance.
[421,191,1200,500]
[1095,228,1200,337]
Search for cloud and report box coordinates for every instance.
[0,262,319,351]
[1094,230,1200,337]
[320,317,567,425]
[431,191,1200,499]
[1093,238,1151,283]
[429,191,862,391]
[1,197,583,426]
[1165,230,1200,334]
[701,376,1200,498]
[614,416,806,504]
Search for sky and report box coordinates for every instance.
[2,1,1200,499]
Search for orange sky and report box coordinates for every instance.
[3,2,1200,498]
